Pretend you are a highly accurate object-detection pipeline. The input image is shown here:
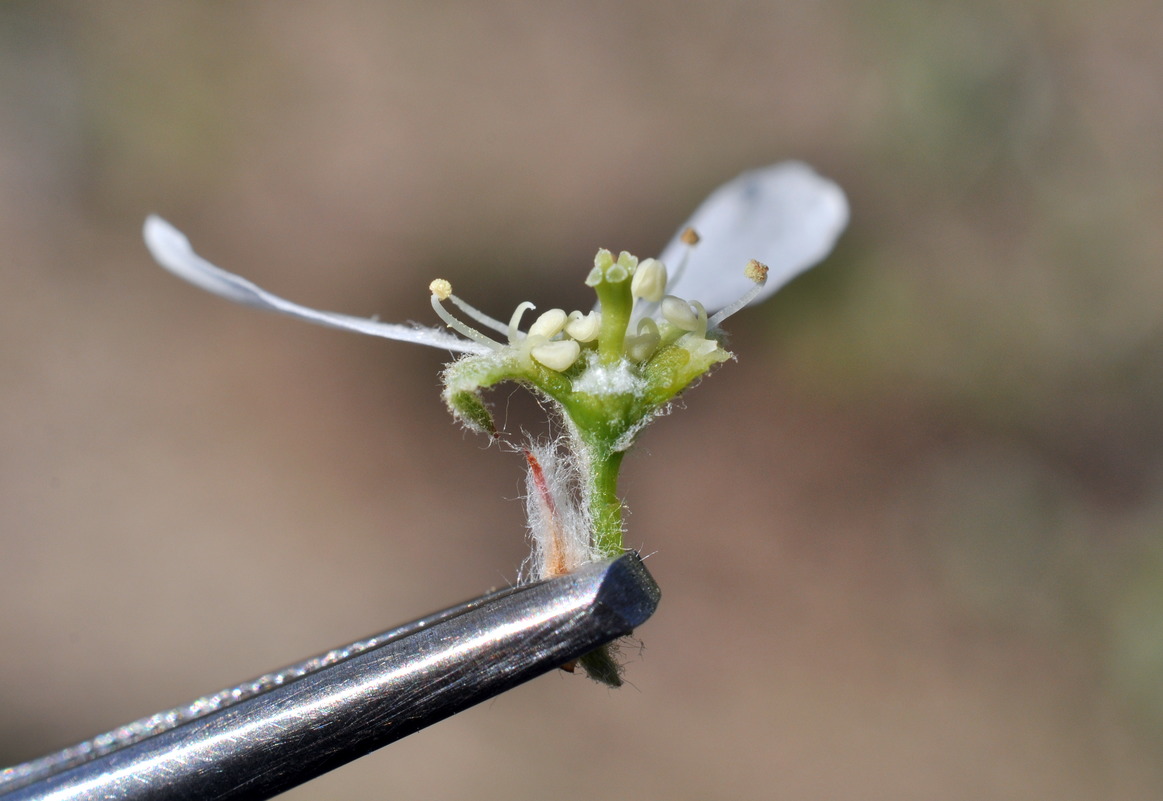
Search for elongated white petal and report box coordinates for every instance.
[143,216,489,355]
[657,162,848,314]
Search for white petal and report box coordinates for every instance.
[657,162,848,314]
[143,216,489,355]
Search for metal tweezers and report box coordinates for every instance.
[0,554,659,801]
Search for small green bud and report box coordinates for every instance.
[447,390,496,437]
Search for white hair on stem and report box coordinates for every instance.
[521,440,602,583]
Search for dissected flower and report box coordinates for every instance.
[144,161,848,685]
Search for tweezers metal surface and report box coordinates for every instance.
[0,553,659,801]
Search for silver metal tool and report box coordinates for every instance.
[0,553,659,801]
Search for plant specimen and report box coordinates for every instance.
[144,162,848,685]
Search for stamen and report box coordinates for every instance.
[745,259,769,284]
[631,258,667,303]
[565,310,601,342]
[429,280,502,349]
[658,297,709,349]
[508,301,536,344]
[449,294,509,336]
[707,259,769,328]
[661,295,700,331]
[667,226,700,289]
[531,340,582,371]
[528,308,568,339]
[624,318,661,362]
[691,299,708,339]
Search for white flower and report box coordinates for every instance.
[143,161,847,360]
[658,161,847,313]
[143,161,849,687]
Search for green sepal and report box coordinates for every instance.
[578,643,623,688]
[447,390,496,437]
[641,341,732,407]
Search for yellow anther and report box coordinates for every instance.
[745,259,769,285]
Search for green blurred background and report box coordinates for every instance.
[3,2,1161,798]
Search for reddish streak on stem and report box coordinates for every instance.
[524,448,569,578]
[524,448,581,674]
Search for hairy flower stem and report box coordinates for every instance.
[588,447,627,557]
[571,433,629,687]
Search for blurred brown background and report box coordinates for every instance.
[3,2,1162,798]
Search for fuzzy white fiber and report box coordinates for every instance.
[521,439,603,582]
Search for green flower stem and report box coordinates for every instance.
[558,387,637,558]
[575,438,629,688]
[587,445,626,556]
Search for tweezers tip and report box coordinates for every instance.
[569,552,661,633]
